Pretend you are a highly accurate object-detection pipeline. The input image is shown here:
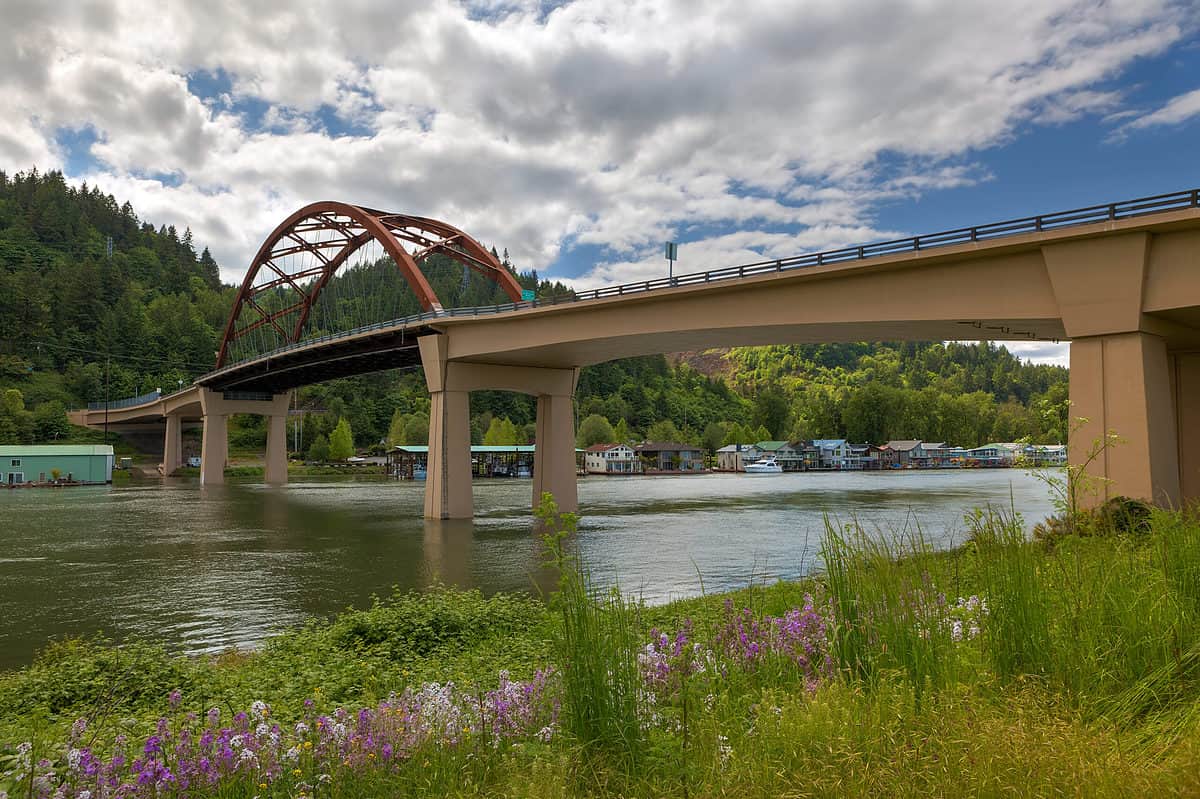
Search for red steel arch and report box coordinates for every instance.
[216,201,524,367]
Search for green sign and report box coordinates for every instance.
[521,289,535,301]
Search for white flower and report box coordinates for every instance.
[66,749,82,770]
[255,723,269,737]
[294,722,309,735]
[230,735,244,749]
[284,746,300,762]
[251,700,269,719]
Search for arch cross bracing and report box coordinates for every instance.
[216,201,523,368]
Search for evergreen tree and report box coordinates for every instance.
[329,419,355,460]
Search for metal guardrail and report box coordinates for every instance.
[87,390,162,411]
[213,187,1200,376]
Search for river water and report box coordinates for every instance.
[0,470,1054,670]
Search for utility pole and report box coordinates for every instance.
[103,356,110,444]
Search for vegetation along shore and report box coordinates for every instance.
[2,495,1199,797]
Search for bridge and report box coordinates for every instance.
[70,190,1200,519]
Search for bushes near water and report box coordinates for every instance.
[3,500,1200,796]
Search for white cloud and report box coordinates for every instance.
[0,0,1190,292]
[1117,85,1200,135]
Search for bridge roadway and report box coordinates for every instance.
[71,191,1200,519]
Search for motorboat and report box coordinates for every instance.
[743,455,783,475]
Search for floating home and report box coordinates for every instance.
[388,445,586,479]
[0,445,114,486]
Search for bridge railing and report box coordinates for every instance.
[87,390,162,411]
[212,187,1199,374]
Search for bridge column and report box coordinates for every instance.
[533,392,578,514]
[163,413,183,476]
[199,395,228,486]
[265,412,289,486]
[1068,333,1180,507]
[199,389,292,487]
[1045,233,1187,507]
[419,334,474,519]
[418,333,579,518]
[425,389,474,519]
[1173,353,1200,506]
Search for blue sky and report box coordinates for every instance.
[2,1,1198,364]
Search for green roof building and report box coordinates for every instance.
[0,445,114,485]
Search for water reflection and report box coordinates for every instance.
[0,469,1053,669]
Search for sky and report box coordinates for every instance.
[3,0,1199,367]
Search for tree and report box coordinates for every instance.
[32,400,70,441]
[403,414,429,446]
[329,418,355,460]
[753,388,792,439]
[307,434,330,462]
[613,418,632,444]
[701,421,728,454]
[484,416,522,445]
[645,419,682,443]
[576,413,616,448]
[0,388,33,444]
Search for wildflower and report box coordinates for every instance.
[169,689,183,709]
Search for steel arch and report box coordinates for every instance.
[216,201,523,368]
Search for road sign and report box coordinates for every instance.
[664,242,678,261]
[521,289,535,301]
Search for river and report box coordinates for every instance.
[0,469,1055,670]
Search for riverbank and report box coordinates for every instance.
[3,500,1199,797]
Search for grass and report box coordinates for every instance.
[3,501,1200,797]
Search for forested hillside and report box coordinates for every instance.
[0,170,1068,454]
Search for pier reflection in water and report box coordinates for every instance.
[0,469,1053,669]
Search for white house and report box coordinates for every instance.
[584,443,639,474]
[716,444,761,472]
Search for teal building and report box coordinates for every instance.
[0,445,114,485]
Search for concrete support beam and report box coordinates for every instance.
[1173,352,1200,507]
[200,412,227,486]
[198,388,291,488]
[1069,333,1180,507]
[163,413,183,475]
[424,389,473,519]
[265,414,289,485]
[533,392,578,514]
[418,332,579,518]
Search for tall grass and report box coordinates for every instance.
[966,506,1054,681]
[535,493,643,773]
[821,517,961,705]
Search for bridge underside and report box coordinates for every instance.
[199,328,425,393]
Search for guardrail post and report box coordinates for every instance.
[1109,204,1117,220]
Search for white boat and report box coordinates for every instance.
[743,455,783,475]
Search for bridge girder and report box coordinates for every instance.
[216,201,523,368]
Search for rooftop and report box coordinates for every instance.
[635,442,703,452]
[0,445,114,457]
